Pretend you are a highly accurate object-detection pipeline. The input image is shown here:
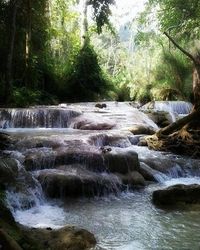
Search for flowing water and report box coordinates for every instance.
[11,179,200,250]
[1,102,200,250]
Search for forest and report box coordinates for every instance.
[2,1,200,250]
[1,0,199,107]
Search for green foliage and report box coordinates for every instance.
[64,40,112,101]
[12,87,42,107]
[148,0,200,40]
[132,84,152,104]
[115,84,131,102]
[152,49,192,100]
[89,0,115,34]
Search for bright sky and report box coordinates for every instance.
[111,0,147,27]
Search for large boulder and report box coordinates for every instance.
[143,110,174,127]
[36,166,121,198]
[72,118,115,130]
[140,157,179,174]
[25,226,96,250]
[25,144,140,175]
[0,229,22,250]
[128,124,156,135]
[0,132,12,149]
[116,171,145,187]
[0,188,96,250]
[153,184,200,207]
[0,158,19,185]
[88,133,132,148]
[103,148,139,174]
[138,162,157,182]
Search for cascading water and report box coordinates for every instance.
[142,101,193,114]
[141,101,193,123]
[0,107,82,128]
[1,102,200,250]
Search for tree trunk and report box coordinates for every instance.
[5,0,19,104]
[163,32,200,111]
[81,0,89,45]
[193,63,200,110]
[24,0,32,87]
[145,32,200,157]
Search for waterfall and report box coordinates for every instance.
[0,108,82,128]
[4,159,45,211]
[142,101,193,114]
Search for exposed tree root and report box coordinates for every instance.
[145,111,200,158]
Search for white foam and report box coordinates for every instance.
[163,177,200,187]
[14,203,67,228]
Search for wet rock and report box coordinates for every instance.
[137,137,148,146]
[138,162,157,182]
[24,148,56,171]
[95,103,107,109]
[128,135,141,145]
[141,101,192,115]
[152,184,200,207]
[0,158,19,185]
[0,108,82,128]
[128,124,156,135]
[116,171,145,187]
[73,118,115,130]
[143,110,174,127]
[0,132,12,149]
[140,157,177,174]
[0,189,96,250]
[0,229,22,250]
[0,192,36,250]
[103,148,139,174]
[54,146,105,172]
[88,133,132,148]
[36,167,121,198]
[26,226,96,250]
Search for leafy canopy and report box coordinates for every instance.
[149,0,200,40]
[89,0,115,33]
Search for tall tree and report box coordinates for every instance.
[5,0,21,104]
[144,0,200,157]
[164,32,200,110]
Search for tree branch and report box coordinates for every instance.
[156,110,200,137]
[163,31,196,63]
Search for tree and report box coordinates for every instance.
[163,32,200,110]
[144,0,200,157]
[64,0,115,101]
[5,0,20,104]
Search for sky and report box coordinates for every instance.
[111,0,147,27]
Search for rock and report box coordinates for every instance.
[0,132,12,149]
[88,133,132,148]
[138,162,157,182]
[0,188,96,250]
[103,148,140,174]
[25,226,96,250]
[36,167,121,198]
[0,108,82,128]
[140,157,176,174]
[73,118,115,130]
[54,147,105,172]
[95,103,107,109]
[137,137,148,146]
[0,229,22,250]
[129,124,156,135]
[143,110,174,127]
[128,135,141,145]
[0,158,19,185]
[152,184,200,207]
[116,171,145,187]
